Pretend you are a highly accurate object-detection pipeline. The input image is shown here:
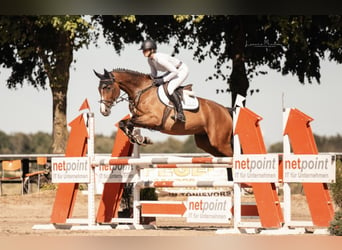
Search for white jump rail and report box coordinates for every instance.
[92,156,233,166]
[137,180,234,188]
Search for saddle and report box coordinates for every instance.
[157,83,199,110]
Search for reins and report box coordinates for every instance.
[99,92,129,107]
[129,84,155,111]
[99,76,155,111]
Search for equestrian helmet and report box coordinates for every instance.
[140,39,157,51]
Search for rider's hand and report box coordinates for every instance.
[153,78,164,86]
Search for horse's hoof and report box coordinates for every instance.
[135,137,153,146]
[129,138,136,144]
[143,137,153,145]
[135,135,145,145]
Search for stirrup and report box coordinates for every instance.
[172,112,186,122]
[177,113,186,122]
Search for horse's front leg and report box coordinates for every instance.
[118,118,137,144]
[118,118,152,145]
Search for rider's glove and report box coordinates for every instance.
[153,77,164,86]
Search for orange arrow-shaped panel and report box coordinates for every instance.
[284,108,317,154]
[234,107,284,228]
[234,108,267,153]
[142,202,187,216]
[51,114,89,223]
[284,108,334,226]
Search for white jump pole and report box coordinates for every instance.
[233,106,242,230]
[93,156,233,166]
[87,112,96,226]
[282,108,292,227]
[132,142,141,225]
[232,95,246,232]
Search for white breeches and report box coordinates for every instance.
[167,64,189,95]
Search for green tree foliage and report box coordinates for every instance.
[181,136,205,153]
[140,136,205,154]
[0,131,52,154]
[96,15,342,106]
[0,131,12,154]
[1,130,341,155]
[314,134,342,152]
[268,142,283,153]
[329,208,342,236]
[0,16,94,153]
[181,15,342,106]
[0,130,115,154]
[329,161,342,236]
[94,133,116,153]
[331,160,342,208]
[268,134,342,153]
[140,137,184,153]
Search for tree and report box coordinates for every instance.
[0,16,94,153]
[174,15,342,106]
[140,137,184,153]
[95,15,342,107]
[0,131,12,154]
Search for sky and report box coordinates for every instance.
[1,38,342,147]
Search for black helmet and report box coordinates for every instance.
[140,39,157,51]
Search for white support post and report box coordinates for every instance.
[282,108,291,226]
[133,183,141,225]
[132,140,141,225]
[87,112,96,227]
[233,107,242,231]
[233,183,241,229]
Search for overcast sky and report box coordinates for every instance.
[1,38,342,147]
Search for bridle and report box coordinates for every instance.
[98,78,128,109]
[98,72,155,113]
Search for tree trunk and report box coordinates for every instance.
[44,32,73,154]
[230,17,249,107]
[51,85,68,154]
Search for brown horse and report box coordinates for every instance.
[94,68,233,159]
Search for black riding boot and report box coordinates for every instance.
[169,92,186,122]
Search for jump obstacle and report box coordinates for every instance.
[33,102,336,234]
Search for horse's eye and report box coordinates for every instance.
[102,85,111,91]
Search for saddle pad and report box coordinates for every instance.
[157,85,199,110]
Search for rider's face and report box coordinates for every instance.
[143,49,152,57]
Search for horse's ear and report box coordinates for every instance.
[104,69,112,79]
[93,70,104,80]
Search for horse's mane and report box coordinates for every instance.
[112,68,149,78]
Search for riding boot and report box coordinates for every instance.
[169,92,186,122]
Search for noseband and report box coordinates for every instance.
[99,78,128,108]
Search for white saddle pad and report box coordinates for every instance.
[157,85,199,110]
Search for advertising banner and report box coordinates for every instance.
[233,154,279,183]
[52,157,90,183]
[283,154,336,183]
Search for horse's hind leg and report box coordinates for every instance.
[194,134,233,181]
[194,134,224,156]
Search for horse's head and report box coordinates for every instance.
[94,69,120,116]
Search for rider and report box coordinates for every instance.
[140,39,189,123]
